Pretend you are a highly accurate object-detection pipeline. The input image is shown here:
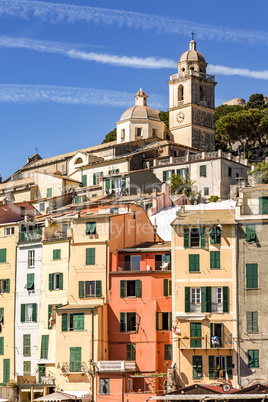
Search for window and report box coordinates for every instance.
[74,196,82,204]
[178,85,184,101]
[131,255,141,271]
[93,172,103,186]
[23,334,31,356]
[99,378,110,395]
[152,128,157,137]
[121,129,125,140]
[23,361,31,376]
[47,188,52,198]
[212,288,223,313]
[193,356,202,379]
[62,313,84,331]
[163,170,175,183]
[210,251,220,269]
[190,288,201,313]
[164,279,172,296]
[0,337,3,355]
[156,312,171,331]
[4,227,14,236]
[41,335,49,359]
[37,364,45,384]
[20,206,26,217]
[40,203,45,212]
[86,248,95,265]
[245,225,256,242]
[79,281,102,298]
[86,222,96,235]
[190,228,200,247]
[136,128,142,137]
[25,273,35,291]
[184,228,205,248]
[247,311,258,333]
[3,359,10,383]
[189,254,200,272]
[246,263,258,289]
[228,167,232,177]
[155,254,171,270]
[200,86,204,101]
[200,165,206,177]
[210,323,223,347]
[28,250,35,267]
[21,304,37,322]
[120,280,141,298]
[53,249,61,260]
[209,356,233,379]
[49,273,63,291]
[75,157,83,164]
[259,197,268,214]
[70,347,81,372]
[110,208,119,215]
[164,344,173,360]
[120,312,137,332]
[48,304,62,329]
[209,227,222,244]
[0,308,4,325]
[126,344,136,361]
[248,349,259,368]
[82,175,87,187]
[190,322,202,347]
[0,249,7,263]
[0,279,10,293]
[204,187,209,196]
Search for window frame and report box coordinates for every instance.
[23,334,31,356]
[156,312,172,331]
[85,221,97,235]
[248,349,259,368]
[164,344,173,361]
[28,250,35,268]
[99,378,110,395]
[190,288,201,313]
[4,227,14,236]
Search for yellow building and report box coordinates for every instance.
[171,209,237,388]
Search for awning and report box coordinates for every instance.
[33,392,77,401]
[63,392,91,399]
[176,314,207,321]
[146,394,268,400]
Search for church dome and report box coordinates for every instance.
[119,105,160,122]
[179,40,206,64]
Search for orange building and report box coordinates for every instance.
[97,242,172,401]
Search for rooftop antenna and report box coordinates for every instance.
[191,32,194,40]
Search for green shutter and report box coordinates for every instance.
[223,286,229,313]
[32,303,37,322]
[3,359,10,383]
[209,355,215,379]
[189,254,199,272]
[246,263,258,289]
[210,323,213,348]
[259,197,268,214]
[169,312,172,331]
[193,356,202,379]
[0,249,6,263]
[96,281,102,297]
[163,171,167,182]
[201,287,211,313]
[127,344,132,360]
[120,280,125,298]
[0,308,3,323]
[105,179,110,190]
[27,273,34,290]
[200,165,206,177]
[21,304,25,322]
[49,274,53,291]
[184,228,189,248]
[41,335,49,359]
[185,287,191,313]
[59,273,63,290]
[248,349,259,368]
[86,248,95,265]
[135,280,141,297]
[253,311,258,333]
[62,313,67,331]
[0,337,3,355]
[79,282,84,298]
[23,334,31,356]
[93,173,96,185]
[204,187,209,196]
[200,227,206,248]
[5,279,10,293]
[227,355,233,378]
[246,225,256,242]
[73,313,84,331]
[120,312,126,332]
[82,175,87,187]
[53,249,61,260]
[190,323,202,347]
[70,347,81,372]
[47,188,52,198]
[48,305,53,329]
[164,279,169,296]
[210,251,220,269]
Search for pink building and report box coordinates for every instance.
[97,242,172,401]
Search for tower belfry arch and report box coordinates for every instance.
[168,40,217,151]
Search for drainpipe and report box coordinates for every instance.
[236,224,241,387]
[121,373,124,402]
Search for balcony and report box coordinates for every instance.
[178,334,233,349]
[170,70,215,82]
[44,227,71,241]
[97,360,136,373]
[61,361,88,374]
[19,229,42,242]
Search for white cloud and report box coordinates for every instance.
[0,83,168,109]
[1,0,268,45]
[208,64,268,80]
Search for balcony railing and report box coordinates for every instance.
[97,361,136,372]
[19,229,42,242]
[61,362,88,374]
[178,334,232,349]
[43,229,71,241]
[170,70,215,82]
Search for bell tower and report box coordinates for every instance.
[168,39,217,151]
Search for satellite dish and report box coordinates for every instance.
[222,383,231,393]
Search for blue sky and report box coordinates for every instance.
[0,0,268,179]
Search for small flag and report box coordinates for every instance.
[49,313,53,328]
[226,371,231,385]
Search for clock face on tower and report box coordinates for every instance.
[176,111,185,123]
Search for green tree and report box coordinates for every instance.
[170,174,194,196]
[158,111,170,139]
[215,104,243,121]
[246,93,267,110]
[102,128,117,144]
[250,161,268,184]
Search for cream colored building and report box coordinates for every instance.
[171,209,238,388]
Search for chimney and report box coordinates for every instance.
[24,212,29,223]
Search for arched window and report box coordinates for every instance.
[75,157,83,164]
[181,68,185,72]
[190,67,194,71]
[178,85,184,101]
[200,86,204,101]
